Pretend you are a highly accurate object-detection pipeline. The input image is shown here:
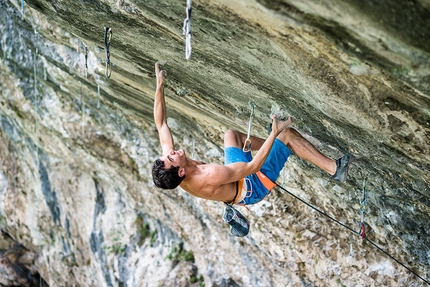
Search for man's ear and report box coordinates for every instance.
[178,167,185,177]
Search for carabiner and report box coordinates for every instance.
[243,101,256,152]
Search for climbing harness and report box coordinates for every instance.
[242,101,256,152]
[274,183,430,285]
[182,0,192,60]
[104,27,112,78]
[359,178,367,239]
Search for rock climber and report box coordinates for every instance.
[151,62,352,205]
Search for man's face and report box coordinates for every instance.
[160,149,186,169]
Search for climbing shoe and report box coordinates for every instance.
[333,153,353,182]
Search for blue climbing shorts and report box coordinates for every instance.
[224,138,292,205]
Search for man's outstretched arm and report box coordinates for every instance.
[154,62,174,155]
[211,116,293,185]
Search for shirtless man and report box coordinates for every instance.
[151,62,352,205]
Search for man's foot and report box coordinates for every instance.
[332,153,354,182]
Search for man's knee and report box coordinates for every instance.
[224,129,243,147]
[224,129,240,142]
[277,127,299,143]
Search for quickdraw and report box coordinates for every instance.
[182,0,192,60]
[104,27,112,78]
[359,178,367,239]
[242,101,256,152]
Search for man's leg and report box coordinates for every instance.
[277,128,337,175]
[224,127,351,181]
[223,128,335,174]
[224,130,265,150]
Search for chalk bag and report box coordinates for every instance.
[222,204,250,237]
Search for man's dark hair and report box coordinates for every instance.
[152,159,185,189]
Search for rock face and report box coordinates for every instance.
[0,0,429,286]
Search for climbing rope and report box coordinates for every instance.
[182,0,192,60]
[104,27,112,78]
[274,183,430,285]
[242,101,256,152]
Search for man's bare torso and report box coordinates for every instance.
[179,162,237,202]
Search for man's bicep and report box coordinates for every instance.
[158,123,174,154]
[214,162,252,184]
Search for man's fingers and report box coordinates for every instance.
[158,70,167,80]
[272,114,277,126]
[271,114,278,134]
[155,64,160,80]
[271,115,294,134]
